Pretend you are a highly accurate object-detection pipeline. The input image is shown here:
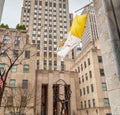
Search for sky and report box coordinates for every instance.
[1,0,90,28]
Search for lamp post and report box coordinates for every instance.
[53,79,72,115]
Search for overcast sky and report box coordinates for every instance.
[1,0,90,28]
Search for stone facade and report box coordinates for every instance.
[93,0,120,114]
[71,40,111,115]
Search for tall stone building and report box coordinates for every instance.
[0,0,5,22]
[93,0,120,114]
[20,0,70,71]
[70,5,111,115]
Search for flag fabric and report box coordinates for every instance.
[57,14,87,58]
[57,32,82,58]
[70,14,87,38]
[0,79,3,88]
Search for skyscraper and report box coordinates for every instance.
[0,0,5,22]
[20,0,70,71]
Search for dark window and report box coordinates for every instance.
[85,73,88,80]
[7,96,13,106]
[88,100,91,108]
[83,88,85,95]
[25,50,30,59]
[81,64,83,71]
[100,69,105,76]
[82,75,84,83]
[98,56,102,63]
[13,50,19,57]
[81,101,83,109]
[37,52,40,56]
[61,61,64,71]
[54,61,57,66]
[88,58,90,65]
[84,101,86,108]
[89,71,92,78]
[78,67,80,73]
[93,99,95,107]
[84,61,87,68]
[49,52,52,57]
[21,96,27,107]
[22,80,28,89]
[80,89,82,96]
[63,4,66,8]
[91,84,94,92]
[79,78,81,84]
[44,60,47,65]
[44,52,47,57]
[37,44,40,49]
[87,86,89,94]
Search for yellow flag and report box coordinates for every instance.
[70,14,87,39]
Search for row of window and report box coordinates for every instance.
[75,58,91,73]
[79,71,92,84]
[76,56,103,73]
[9,79,28,88]
[80,82,107,97]
[81,98,110,109]
[0,64,29,73]
[81,99,95,109]
[80,84,94,96]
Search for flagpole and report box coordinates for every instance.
[74,2,93,13]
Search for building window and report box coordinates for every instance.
[79,78,81,84]
[61,61,64,71]
[87,86,89,94]
[84,61,87,68]
[82,75,84,83]
[14,36,20,46]
[78,66,80,73]
[91,84,94,92]
[89,70,92,78]
[102,83,107,91]
[13,50,19,57]
[88,100,91,108]
[88,58,90,65]
[22,80,28,89]
[11,65,17,72]
[100,69,105,76]
[80,89,82,96]
[81,64,83,71]
[104,98,110,107]
[23,65,29,73]
[25,50,30,59]
[7,96,13,106]
[81,101,83,109]
[9,79,16,87]
[0,64,4,72]
[83,88,85,95]
[85,73,88,80]
[3,35,9,44]
[98,56,102,63]
[84,101,86,108]
[93,99,95,107]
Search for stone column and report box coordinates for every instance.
[93,0,120,114]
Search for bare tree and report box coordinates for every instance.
[1,84,40,115]
[0,29,36,105]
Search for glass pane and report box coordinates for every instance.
[10,79,16,87]
[12,65,17,72]
[23,65,29,73]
